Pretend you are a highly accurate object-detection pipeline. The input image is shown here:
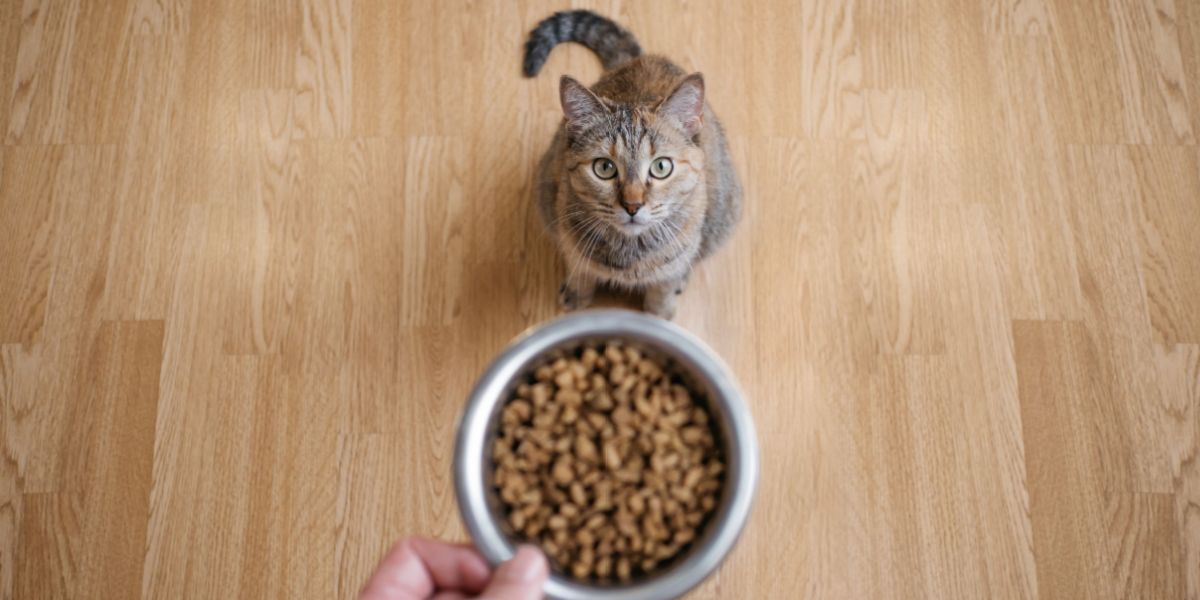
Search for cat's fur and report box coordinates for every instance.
[524,10,742,319]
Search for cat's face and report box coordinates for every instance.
[559,75,706,237]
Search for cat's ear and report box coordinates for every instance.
[658,73,705,137]
[560,76,607,136]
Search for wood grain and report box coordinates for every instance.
[1156,343,1200,599]
[14,320,162,600]
[2,1,1198,598]
[0,146,64,344]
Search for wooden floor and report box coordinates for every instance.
[1,0,1198,598]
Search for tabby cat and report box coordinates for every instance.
[524,10,742,320]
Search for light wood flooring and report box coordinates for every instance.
[2,0,1199,598]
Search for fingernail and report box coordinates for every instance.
[509,545,547,583]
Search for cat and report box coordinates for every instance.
[524,10,742,320]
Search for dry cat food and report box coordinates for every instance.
[491,341,725,583]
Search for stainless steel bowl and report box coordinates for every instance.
[453,309,759,600]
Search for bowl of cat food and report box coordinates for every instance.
[453,309,758,600]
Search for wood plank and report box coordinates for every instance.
[0,146,66,344]
[797,0,864,139]
[1106,492,1185,598]
[335,433,466,600]
[1015,320,1183,599]
[129,0,188,37]
[858,0,920,87]
[1015,319,1119,600]
[0,343,39,600]
[220,90,318,355]
[984,0,1051,35]
[849,89,946,355]
[3,0,81,144]
[94,31,193,321]
[62,320,163,599]
[1107,0,1196,144]
[140,355,263,598]
[399,136,468,327]
[1065,145,1173,491]
[983,35,1085,320]
[350,0,472,137]
[1180,1,1200,137]
[1155,343,1200,599]
[919,0,1010,205]
[0,493,17,600]
[1,344,39,498]
[1043,0,1128,143]
[293,0,352,138]
[13,493,79,599]
[14,320,163,600]
[1126,146,1200,345]
[10,146,120,493]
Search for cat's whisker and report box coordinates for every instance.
[545,208,592,230]
[565,216,605,289]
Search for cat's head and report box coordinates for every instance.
[558,74,706,237]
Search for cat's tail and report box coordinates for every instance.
[522,10,642,77]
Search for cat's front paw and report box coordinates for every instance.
[559,283,594,311]
[643,293,678,320]
[643,279,683,320]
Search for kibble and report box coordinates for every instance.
[492,341,724,583]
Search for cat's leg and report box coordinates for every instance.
[643,275,688,320]
[559,275,598,311]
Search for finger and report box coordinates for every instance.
[409,539,491,593]
[359,538,491,600]
[478,546,548,600]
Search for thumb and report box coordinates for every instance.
[478,545,548,600]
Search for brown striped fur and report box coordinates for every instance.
[526,13,742,319]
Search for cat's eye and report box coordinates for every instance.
[650,157,674,179]
[592,158,617,180]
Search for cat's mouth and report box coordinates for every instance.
[619,221,652,236]
[616,209,655,232]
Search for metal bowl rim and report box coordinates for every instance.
[453,309,759,600]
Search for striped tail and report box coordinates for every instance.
[522,10,643,77]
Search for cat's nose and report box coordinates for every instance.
[620,183,645,216]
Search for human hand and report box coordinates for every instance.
[359,538,548,600]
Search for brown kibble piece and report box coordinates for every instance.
[585,513,606,530]
[570,482,587,506]
[581,348,599,369]
[554,370,575,388]
[531,383,552,406]
[674,529,695,545]
[596,556,613,578]
[610,362,627,385]
[575,434,599,463]
[628,493,646,515]
[572,562,591,580]
[617,557,632,582]
[577,528,595,546]
[681,426,706,445]
[552,456,573,484]
[603,441,622,470]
